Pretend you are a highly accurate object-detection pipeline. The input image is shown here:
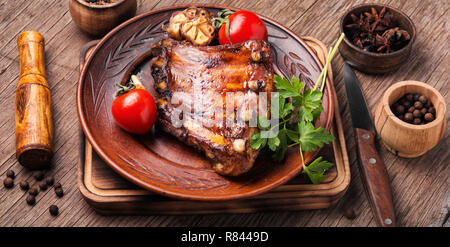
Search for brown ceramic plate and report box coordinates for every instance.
[77,4,334,201]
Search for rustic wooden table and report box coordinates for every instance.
[0,0,448,227]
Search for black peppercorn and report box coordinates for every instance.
[402,100,411,107]
[34,172,44,181]
[404,113,413,123]
[414,101,423,109]
[26,195,36,206]
[344,208,356,220]
[49,205,59,216]
[45,176,54,186]
[405,94,413,101]
[413,94,420,101]
[413,118,422,125]
[419,95,427,104]
[428,107,435,115]
[395,105,405,114]
[412,109,422,118]
[39,181,48,191]
[408,106,415,113]
[3,177,14,188]
[424,113,434,122]
[19,181,29,191]
[420,108,428,115]
[54,182,62,189]
[55,187,64,198]
[29,186,39,196]
[6,170,15,179]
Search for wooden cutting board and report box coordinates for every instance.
[77,37,351,215]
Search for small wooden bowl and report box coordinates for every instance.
[339,4,416,74]
[374,81,446,158]
[69,0,137,37]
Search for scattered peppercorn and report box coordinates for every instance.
[26,195,36,206]
[45,176,54,186]
[19,181,29,191]
[39,181,48,191]
[55,187,64,198]
[391,93,436,125]
[29,186,39,196]
[344,208,356,220]
[3,177,14,188]
[54,182,62,189]
[6,170,15,179]
[34,172,44,181]
[49,205,59,216]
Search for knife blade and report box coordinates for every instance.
[343,63,396,227]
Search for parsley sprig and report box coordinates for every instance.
[251,33,344,184]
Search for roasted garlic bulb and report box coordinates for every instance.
[164,7,215,46]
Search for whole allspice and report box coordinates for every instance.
[45,176,54,186]
[29,186,39,196]
[34,172,45,181]
[6,170,15,179]
[344,208,357,220]
[39,181,48,191]
[55,187,64,198]
[19,181,29,191]
[3,177,14,189]
[49,205,59,216]
[26,195,36,206]
[391,93,436,125]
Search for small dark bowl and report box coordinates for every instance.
[339,4,416,74]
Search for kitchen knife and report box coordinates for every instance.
[343,63,396,227]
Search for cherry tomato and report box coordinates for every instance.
[111,89,157,134]
[218,10,268,45]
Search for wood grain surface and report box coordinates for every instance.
[0,0,448,227]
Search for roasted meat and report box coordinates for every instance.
[150,39,274,176]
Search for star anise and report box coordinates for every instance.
[344,7,411,53]
[375,34,391,53]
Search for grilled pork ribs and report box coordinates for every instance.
[150,39,274,176]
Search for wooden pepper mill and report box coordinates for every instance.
[15,31,53,169]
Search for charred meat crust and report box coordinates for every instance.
[150,39,274,176]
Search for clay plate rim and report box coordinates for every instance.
[77,3,334,201]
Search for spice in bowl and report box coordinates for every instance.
[391,93,435,125]
[344,7,411,53]
[84,0,118,4]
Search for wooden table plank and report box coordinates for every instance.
[0,0,448,227]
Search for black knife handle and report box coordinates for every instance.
[355,128,396,227]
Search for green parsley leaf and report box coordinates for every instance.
[298,121,335,152]
[302,157,334,184]
[250,132,267,150]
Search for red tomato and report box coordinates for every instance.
[111,89,157,134]
[218,10,268,45]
